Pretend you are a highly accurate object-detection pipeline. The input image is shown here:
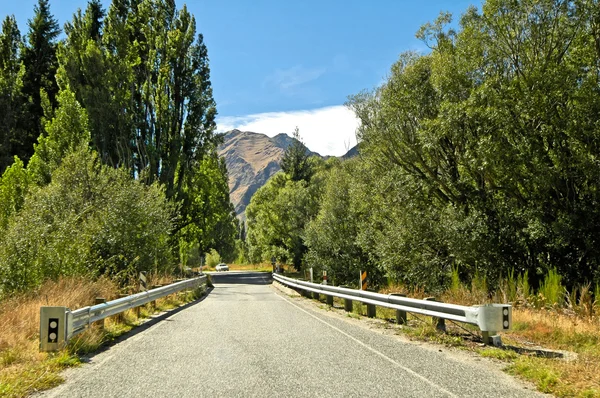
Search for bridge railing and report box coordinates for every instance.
[40,275,207,352]
[272,273,510,345]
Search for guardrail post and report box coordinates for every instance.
[117,293,128,322]
[326,294,334,307]
[94,298,106,330]
[425,297,446,332]
[298,279,312,298]
[390,293,407,324]
[366,289,376,318]
[482,331,499,346]
[340,286,353,312]
[151,285,162,308]
[40,307,68,352]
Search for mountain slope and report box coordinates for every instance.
[218,129,357,219]
[218,130,285,218]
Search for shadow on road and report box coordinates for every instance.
[209,271,273,285]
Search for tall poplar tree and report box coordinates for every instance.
[59,0,224,256]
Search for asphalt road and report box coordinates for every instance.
[39,271,544,398]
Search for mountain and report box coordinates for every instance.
[217,129,357,219]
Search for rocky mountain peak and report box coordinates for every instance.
[217,130,357,219]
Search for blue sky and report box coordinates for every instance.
[5,0,478,155]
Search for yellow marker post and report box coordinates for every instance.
[360,270,367,290]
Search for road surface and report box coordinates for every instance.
[39,271,543,397]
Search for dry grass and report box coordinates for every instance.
[225,263,273,272]
[370,282,600,397]
[200,262,281,273]
[0,275,203,398]
[0,277,118,360]
[501,308,600,397]
[0,277,118,397]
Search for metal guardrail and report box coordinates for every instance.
[40,275,207,352]
[273,273,511,345]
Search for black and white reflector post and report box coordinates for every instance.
[139,271,147,292]
[40,307,68,352]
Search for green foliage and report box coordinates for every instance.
[28,85,90,185]
[304,158,382,287]
[344,0,600,291]
[205,249,221,268]
[56,0,228,264]
[518,271,531,301]
[0,147,175,295]
[507,357,560,394]
[595,284,600,314]
[505,269,517,303]
[538,268,565,307]
[20,0,61,163]
[246,165,325,270]
[234,239,248,265]
[177,151,238,261]
[0,0,233,297]
[180,241,203,268]
[0,15,25,173]
[280,127,313,182]
[60,0,219,201]
[0,157,29,230]
[450,266,462,293]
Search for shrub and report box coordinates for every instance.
[205,249,221,268]
[538,268,565,308]
[0,148,175,296]
[518,270,531,303]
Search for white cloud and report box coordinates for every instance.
[217,105,360,157]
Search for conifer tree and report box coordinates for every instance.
[0,16,24,172]
[20,0,60,164]
[281,127,313,182]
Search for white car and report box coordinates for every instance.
[215,263,229,272]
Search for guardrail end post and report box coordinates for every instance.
[390,293,407,324]
[40,307,68,352]
[425,297,446,332]
[477,304,511,346]
[94,298,106,330]
[482,331,502,346]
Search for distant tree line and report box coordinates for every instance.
[0,0,238,296]
[246,0,600,293]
